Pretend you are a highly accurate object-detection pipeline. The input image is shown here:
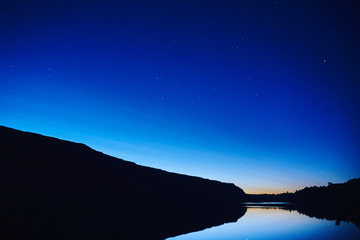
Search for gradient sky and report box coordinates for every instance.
[1,0,359,193]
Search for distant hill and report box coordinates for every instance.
[246,178,360,205]
[292,178,360,205]
[245,178,360,228]
[0,126,246,239]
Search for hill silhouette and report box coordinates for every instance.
[0,126,246,239]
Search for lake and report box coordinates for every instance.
[168,204,360,240]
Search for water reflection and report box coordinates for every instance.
[169,204,360,240]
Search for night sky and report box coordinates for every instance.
[1,0,359,193]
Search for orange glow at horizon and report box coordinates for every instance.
[241,186,297,195]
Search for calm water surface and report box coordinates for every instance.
[168,205,360,240]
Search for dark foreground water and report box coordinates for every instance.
[168,204,360,240]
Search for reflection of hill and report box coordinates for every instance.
[0,126,246,239]
[295,204,360,229]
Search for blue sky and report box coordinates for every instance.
[1,0,359,193]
